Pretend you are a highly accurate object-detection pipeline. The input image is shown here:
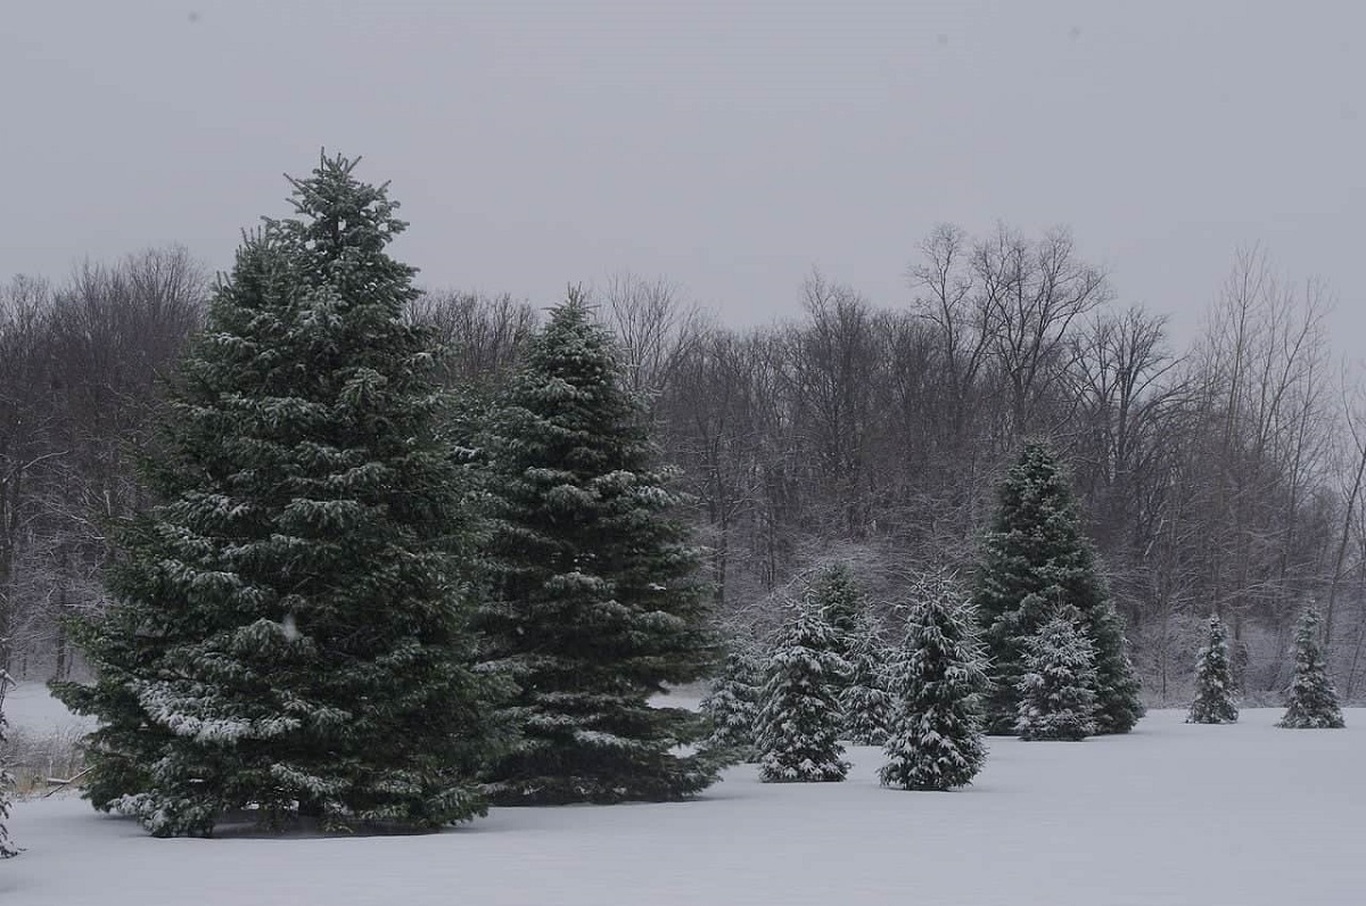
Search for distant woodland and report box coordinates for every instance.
[3,226,1363,703]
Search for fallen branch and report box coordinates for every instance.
[42,766,92,798]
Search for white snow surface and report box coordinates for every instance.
[5,705,1365,905]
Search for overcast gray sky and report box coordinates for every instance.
[4,0,1363,352]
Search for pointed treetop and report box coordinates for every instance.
[276,151,415,285]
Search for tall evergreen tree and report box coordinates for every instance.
[755,602,851,782]
[477,295,718,805]
[1016,607,1097,741]
[52,154,497,836]
[700,635,764,762]
[841,606,894,746]
[1,671,17,858]
[973,443,1142,735]
[880,572,987,791]
[1188,614,1238,724]
[1278,609,1345,729]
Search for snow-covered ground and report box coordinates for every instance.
[5,699,1364,905]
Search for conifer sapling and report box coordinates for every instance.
[700,635,765,762]
[1278,608,1345,730]
[1016,605,1097,741]
[1187,614,1238,724]
[755,602,851,782]
[880,572,988,791]
[841,606,894,746]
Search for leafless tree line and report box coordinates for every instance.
[0,248,206,680]
[4,229,1365,705]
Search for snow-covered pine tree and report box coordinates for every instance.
[755,601,851,782]
[477,295,719,805]
[52,154,498,837]
[700,634,765,762]
[841,606,894,746]
[880,571,987,791]
[1,669,17,858]
[1016,606,1097,741]
[974,443,1142,735]
[1188,614,1238,724]
[807,562,868,724]
[1278,608,1345,730]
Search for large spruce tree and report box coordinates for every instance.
[974,443,1142,735]
[1188,614,1238,724]
[477,295,718,804]
[1278,608,1345,729]
[53,154,497,836]
[880,572,987,791]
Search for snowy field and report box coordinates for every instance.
[5,699,1365,906]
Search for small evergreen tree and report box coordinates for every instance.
[880,572,988,791]
[53,154,498,836]
[1016,607,1097,741]
[841,607,894,746]
[974,443,1142,735]
[1188,614,1238,724]
[806,562,871,729]
[1,670,18,859]
[1278,609,1345,730]
[700,635,765,762]
[755,602,851,782]
[477,296,719,804]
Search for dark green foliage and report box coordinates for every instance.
[880,572,987,791]
[700,635,765,762]
[815,562,864,642]
[1088,603,1144,734]
[1016,607,1097,741]
[805,562,877,737]
[841,607,894,746]
[755,602,851,782]
[1278,609,1345,730]
[477,295,719,804]
[1188,615,1238,724]
[53,154,497,836]
[974,443,1142,735]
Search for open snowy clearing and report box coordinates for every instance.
[5,705,1363,906]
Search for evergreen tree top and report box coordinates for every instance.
[990,442,1085,539]
[807,562,866,636]
[527,293,617,371]
[770,600,846,663]
[975,442,1105,611]
[278,152,416,288]
[499,293,652,467]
